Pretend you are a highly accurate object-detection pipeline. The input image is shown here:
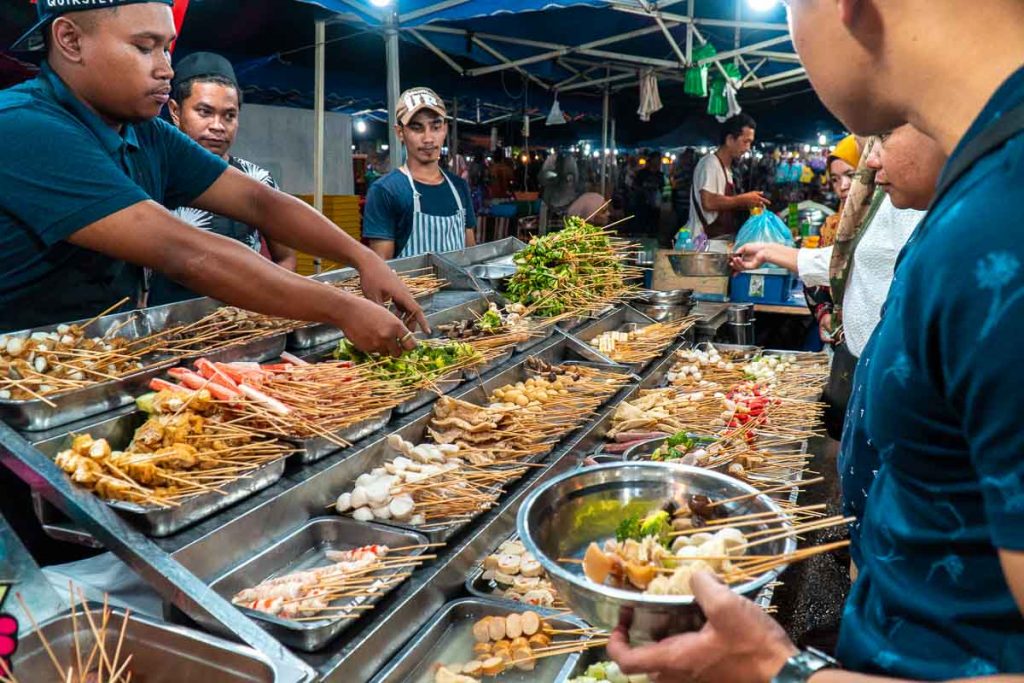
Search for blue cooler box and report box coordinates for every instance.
[730,267,794,304]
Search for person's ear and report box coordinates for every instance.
[168,99,181,126]
[837,0,861,27]
[52,16,86,63]
[395,124,405,144]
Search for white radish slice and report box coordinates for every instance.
[388,495,414,520]
[350,487,368,509]
[352,507,374,522]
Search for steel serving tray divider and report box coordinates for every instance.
[202,516,429,652]
[1,298,289,432]
[572,304,676,373]
[464,529,564,611]
[0,308,177,432]
[434,237,528,269]
[368,597,589,683]
[288,253,482,350]
[29,409,288,539]
[11,602,307,683]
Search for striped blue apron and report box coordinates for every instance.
[397,166,467,257]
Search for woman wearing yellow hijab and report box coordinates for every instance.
[819,134,862,245]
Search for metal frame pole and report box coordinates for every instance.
[385,16,402,171]
[451,96,459,170]
[313,19,325,275]
[0,425,315,682]
[600,84,610,196]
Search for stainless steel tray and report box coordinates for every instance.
[288,254,482,350]
[369,597,587,683]
[394,369,465,415]
[435,237,527,269]
[286,408,393,465]
[573,304,669,373]
[1,299,286,432]
[31,410,287,538]
[464,529,562,610]
[205,517,428,652]
[10,603,307,682]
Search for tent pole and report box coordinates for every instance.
[385,16,402,171]
[313,18,325,274]
[451,97,459,170]
[600,83,610,197]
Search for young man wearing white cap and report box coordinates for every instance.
[363,87,477,258]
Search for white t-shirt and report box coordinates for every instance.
[686,152,732,236]
[795,194,924,357]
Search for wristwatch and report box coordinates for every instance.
[771,647,839,683]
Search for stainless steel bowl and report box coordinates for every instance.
[640,289,693,305]
[667,252,732,277]
[634,301,694,323]
[465,263,517,291]
[516,462,795,641]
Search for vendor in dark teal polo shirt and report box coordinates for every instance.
[604,2,1024,683]
[0,0,428,356]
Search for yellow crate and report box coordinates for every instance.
[294,195,362,276]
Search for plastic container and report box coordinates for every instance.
[729,268,794,304]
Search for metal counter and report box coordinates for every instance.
[0,247,803,681]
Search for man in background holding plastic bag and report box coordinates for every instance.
[680,113,770,246]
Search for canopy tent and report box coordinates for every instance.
[290,0,815,189]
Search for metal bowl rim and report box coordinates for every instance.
[516,462,795,607]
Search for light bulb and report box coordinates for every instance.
[354,119,368,134]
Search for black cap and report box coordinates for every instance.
[12,0,174,52]
[171,52,238,92]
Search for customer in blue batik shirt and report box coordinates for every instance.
[605,1,1024,682]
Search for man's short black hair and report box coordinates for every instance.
[719,113,757,145]
[171,75,242,108]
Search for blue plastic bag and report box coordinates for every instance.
[734,209,794,250]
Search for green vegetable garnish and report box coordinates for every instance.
[615,513,643,543]
[666,431,696,449]
[616,510,672,546]
[332,339,480,386]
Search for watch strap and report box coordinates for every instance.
[771,647,839,683]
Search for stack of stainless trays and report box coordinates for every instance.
[202,517,429,652]
[573,304,679,373]
[29,409,287,538]
[369,598,587,683]
[288,253,483,350]
[321,337,632,543]
[10,604,309,682]
[435,237,527,270]
[0,298,287,432]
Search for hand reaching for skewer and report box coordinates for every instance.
[335,296,418,357]
[606,571,797,683]
[355,255,431,335]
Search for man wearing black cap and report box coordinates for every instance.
[0,1,427,355]
[146,51,296,305]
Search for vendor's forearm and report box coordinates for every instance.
[251,186,376,268]
[811,673,1024,683]
[68,200,362,330]
[193,168,379,271]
